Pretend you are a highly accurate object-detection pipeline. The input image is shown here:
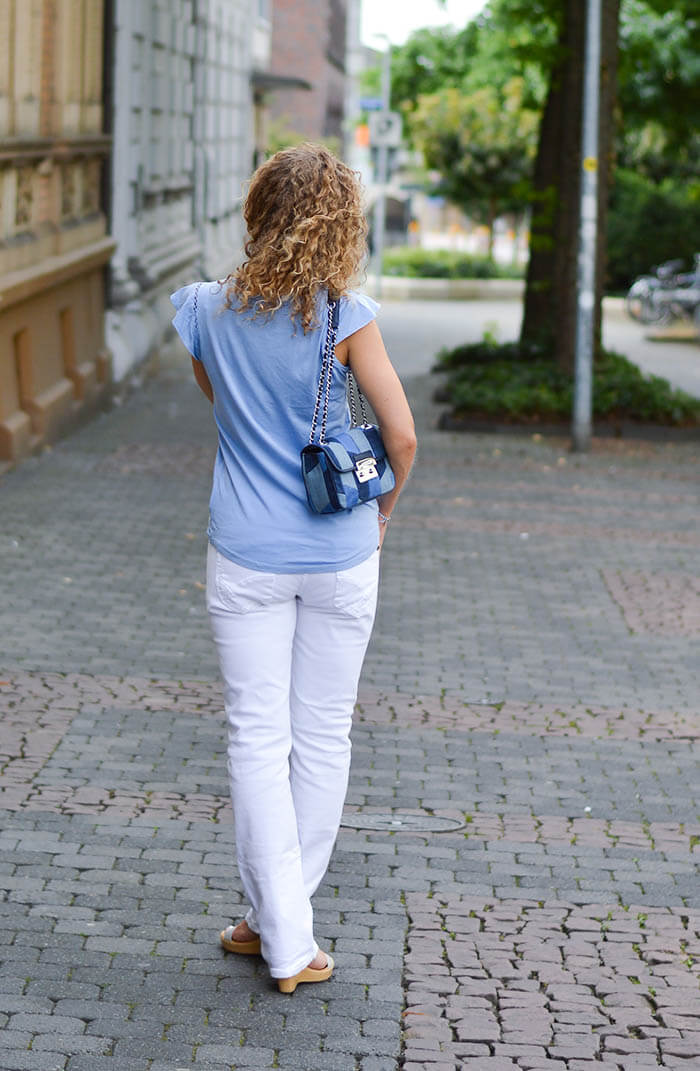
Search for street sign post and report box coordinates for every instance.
[369,42,396,298]
[368,110,402,149]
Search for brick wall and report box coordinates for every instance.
[268,0,346,145]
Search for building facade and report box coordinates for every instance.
[106,0,256,380]
[0,0,114,463]
[1,0,351,464]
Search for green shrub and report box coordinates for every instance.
[607,169,700,293]
[435,339,546,369]
[436,341,700,425]
[382,247,523,280]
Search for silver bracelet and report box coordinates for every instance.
[378,510,391,525]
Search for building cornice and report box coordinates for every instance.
[0,136,113,165]
[251,71,312,93]
[0,236,116,311]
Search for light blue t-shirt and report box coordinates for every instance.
[170,282,381,573]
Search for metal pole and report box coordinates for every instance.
[572,0,602,452]
[372,40,391,298]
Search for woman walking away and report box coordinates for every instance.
[171,144,416,994]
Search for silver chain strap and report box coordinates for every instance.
[309,300,370,446]
[347,370,369,426]
[308,301,338,445]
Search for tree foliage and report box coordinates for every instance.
[386,25,480,110]
[410,78,539,250]
[607,170,700,291]
[617,0,700,180]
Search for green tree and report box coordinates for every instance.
[617,0,700,181]
[387,24,480,110]
[411,78,539,255]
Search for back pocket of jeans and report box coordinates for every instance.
[214,554,278,613]
[333,552,379,618]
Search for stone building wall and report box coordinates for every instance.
[106,0,202,380]
[193,0,253,280]
[0,0,115,463]
[106,0,255,381]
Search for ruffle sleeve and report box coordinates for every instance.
[170,282,203,359]
[336,291,380,345]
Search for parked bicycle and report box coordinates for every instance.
[626,255,700,326]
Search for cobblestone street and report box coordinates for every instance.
[1,305,699,1070]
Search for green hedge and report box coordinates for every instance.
[607,170,700,293]
[435,340,700,425]
[382,247,523,280]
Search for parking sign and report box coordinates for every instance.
[368,111,402,148]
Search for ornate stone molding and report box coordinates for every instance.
[0,135,112,165]
[14,167,34,228]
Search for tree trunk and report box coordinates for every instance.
[520,0,584,372]
[520,0,620,373]
[519,77,562,351]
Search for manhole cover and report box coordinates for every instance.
[341,812,464,833]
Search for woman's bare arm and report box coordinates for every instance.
[191,356,214,403]
[339,320,417,546]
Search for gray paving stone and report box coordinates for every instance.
[275,1053,354,1071]
[0,1054,68,1071]
[196,1044,273,1064]
[0,1031,35,1050]
[112,1038,196,1060]
[8,1015,87,1034]
[0,996,55,1014]
[66,1060,149,1071]
[31,1036,114,1055]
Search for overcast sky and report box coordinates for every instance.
[360,0,487,48]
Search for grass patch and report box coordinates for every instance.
[382,246,523,280]
[434,340,700,426]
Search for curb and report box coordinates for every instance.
[438,411,700,441]
[365,275,524,301]
[365,277,635,315]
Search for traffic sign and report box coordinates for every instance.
[360,96,384,111]
[368,110,402,148]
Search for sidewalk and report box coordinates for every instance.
[1,316,699,1071]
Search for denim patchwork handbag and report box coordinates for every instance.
[301,300,395,514]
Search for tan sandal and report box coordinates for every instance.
[277,952,334,994]
[219,923,261,956]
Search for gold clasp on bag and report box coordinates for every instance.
[355,457,378,483]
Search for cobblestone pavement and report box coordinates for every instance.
[1,317,699,1070]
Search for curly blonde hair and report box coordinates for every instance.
[224,143,368,333]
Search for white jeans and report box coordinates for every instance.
[206,543,379,978]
